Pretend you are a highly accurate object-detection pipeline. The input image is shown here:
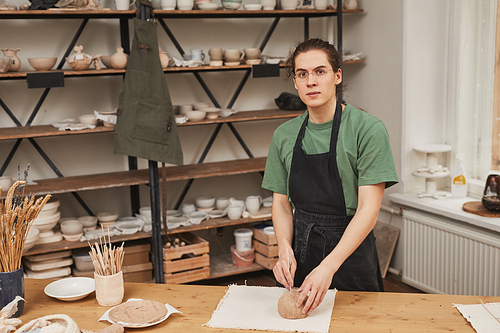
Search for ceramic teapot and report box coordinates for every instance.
[66,45,93,71]
[482,174,500,211]
[1,48,21,72]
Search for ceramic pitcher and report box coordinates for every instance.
[1,48,21,72]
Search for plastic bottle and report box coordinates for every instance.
[451,153,468,197]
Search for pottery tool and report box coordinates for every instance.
[88,230,125,276]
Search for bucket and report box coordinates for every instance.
[231,245,255,267]
[234,228,253,251]
[0,266,24,318]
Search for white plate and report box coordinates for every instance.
[207,210,226,218]
[167,210,182,217]
[167,216,190,226]
[44,277,95,301]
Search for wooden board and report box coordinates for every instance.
[373,221,400,279]
[255,252,278,270]
[164,253,210,274]
[164,266,211,284]
[253,239,278,258]
[163,233,209,260]
[462,201,500,217]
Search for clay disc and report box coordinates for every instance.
[109,300,167,325]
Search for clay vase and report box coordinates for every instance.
[1,48,21,72]
[94,271,124,306]
[159,48,169,69]
[111,47,128,69]
[0,57,13,73]
[343,0,357,10]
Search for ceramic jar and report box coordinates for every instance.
[1,48,21,72]
[343,0,357,10]
[159,48,169,68]
[94,271,124,306]
[111,47,129,69]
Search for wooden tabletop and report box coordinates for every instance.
[21,279,499,332]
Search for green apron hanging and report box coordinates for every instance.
[114,18,183,165]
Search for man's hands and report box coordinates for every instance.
[273,246,296,291]
[296,262,336,315]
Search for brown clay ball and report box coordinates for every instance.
[277,289,309,319]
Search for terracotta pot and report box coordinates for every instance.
[159,50,169,69]
[111,47,128,69]
[1,48,21,72]
[94,271,124,306]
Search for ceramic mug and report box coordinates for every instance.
[161,0,176,9]
[181,203,196,216]
[209,48,223,61]
[244,48,261,59]
[115,0,136,10]
[216,197,230,210]
[191,49,205,62]
[224,49,245,62]
[260,0,276,10]
[245,195,262,214]
[177,0,194,10]
[94,271,124,306]
[281,0,302,9]
[314,0,327,10]
[227,205,243,220]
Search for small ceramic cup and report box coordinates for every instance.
[224,49,245,63]
[94,271,124,306]
[227,205,243,220]
[244,48,261,60]
[245,195,262,214]
[209,48,223,61]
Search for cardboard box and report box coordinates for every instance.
[163,233,210,284]
[252,227,278,270]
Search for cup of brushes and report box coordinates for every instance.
[89,234,125,307]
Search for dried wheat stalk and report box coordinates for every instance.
[0,180,51,272]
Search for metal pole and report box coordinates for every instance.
[304,17,309,40]
[149,160,164,283]
[0,98,22,126]
[0,139,21,176]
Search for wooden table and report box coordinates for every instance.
[20,279,499,332]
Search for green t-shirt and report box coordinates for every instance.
[262,104,398,216]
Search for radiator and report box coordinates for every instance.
[402,209,500,296]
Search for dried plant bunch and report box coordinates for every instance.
[0,180,51,272]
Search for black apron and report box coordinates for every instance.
[288,100,383,292]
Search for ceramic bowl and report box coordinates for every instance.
[99,221,116,229]
[100,55,112,68]
[196,196,215,208]
[243,3,262,10]
[44,277,95,301]
[79,114,98,126]
[167,210,182,217]
[60,219,83,235]
[41,199,60,213]
[266,58,281,64]
[139,206,151,217]
[78,215,98,228]
[192,102,210,110]
[97,212,119,222]
[198,2,218,9]
[33,211,60,233]
[203,107,221,120]
[23,227,40,252]
[185,110,206,122]
[27,57,57,71]
[219,109,236,117]
[0,176,13,191]
[63,233,83,242]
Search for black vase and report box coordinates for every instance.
[482,174,500,211]
[0,266,24,318]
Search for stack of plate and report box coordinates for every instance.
[23,250,73,279]
[33,199,63,244]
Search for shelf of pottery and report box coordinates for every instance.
[412,144,452,199]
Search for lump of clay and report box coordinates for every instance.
[277,289,309,319]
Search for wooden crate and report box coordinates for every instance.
[163,233,210,284]
[252,227,278,270]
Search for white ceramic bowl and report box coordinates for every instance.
[184,110,206,122]
[63,233,83,242]
[196,196,215,208]
[27,57,57,71]
[97,212,119,222]
[244,4,262,10]
[0,176,13,191]
[99,221,116,229]
[78,215,98,228]
[44,277,95,301]
[23,228,40,252]
[79,114,98,126]
[41,199,60,213]
[203,107,221,120]
[32,211,60,233]
[139,206,151,217]
[60,219,83,235]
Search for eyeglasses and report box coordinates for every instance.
[294,68,333,81]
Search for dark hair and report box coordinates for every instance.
[286,38,343,96]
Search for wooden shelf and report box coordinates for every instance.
[0,109,302,140]
[210,252,265,279]
[0,8,363,20]
[1,157,266,198]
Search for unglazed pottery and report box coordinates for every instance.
[159,48,169,68]
[94,271,124,306]
[27,57,57,71]
[110,47,128,69]
[0,57,12,73]
[343,0,357,10]
[1,48,21,72]
[66,46,93,71]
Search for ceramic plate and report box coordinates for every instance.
[44,277,95,301]
[224,61,241,67]
[167,210,182,217]
[207,210,226,218]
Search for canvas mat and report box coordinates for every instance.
[204,285,336,333]
[454,302,500,332]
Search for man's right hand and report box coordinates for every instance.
[273,247,296,290]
